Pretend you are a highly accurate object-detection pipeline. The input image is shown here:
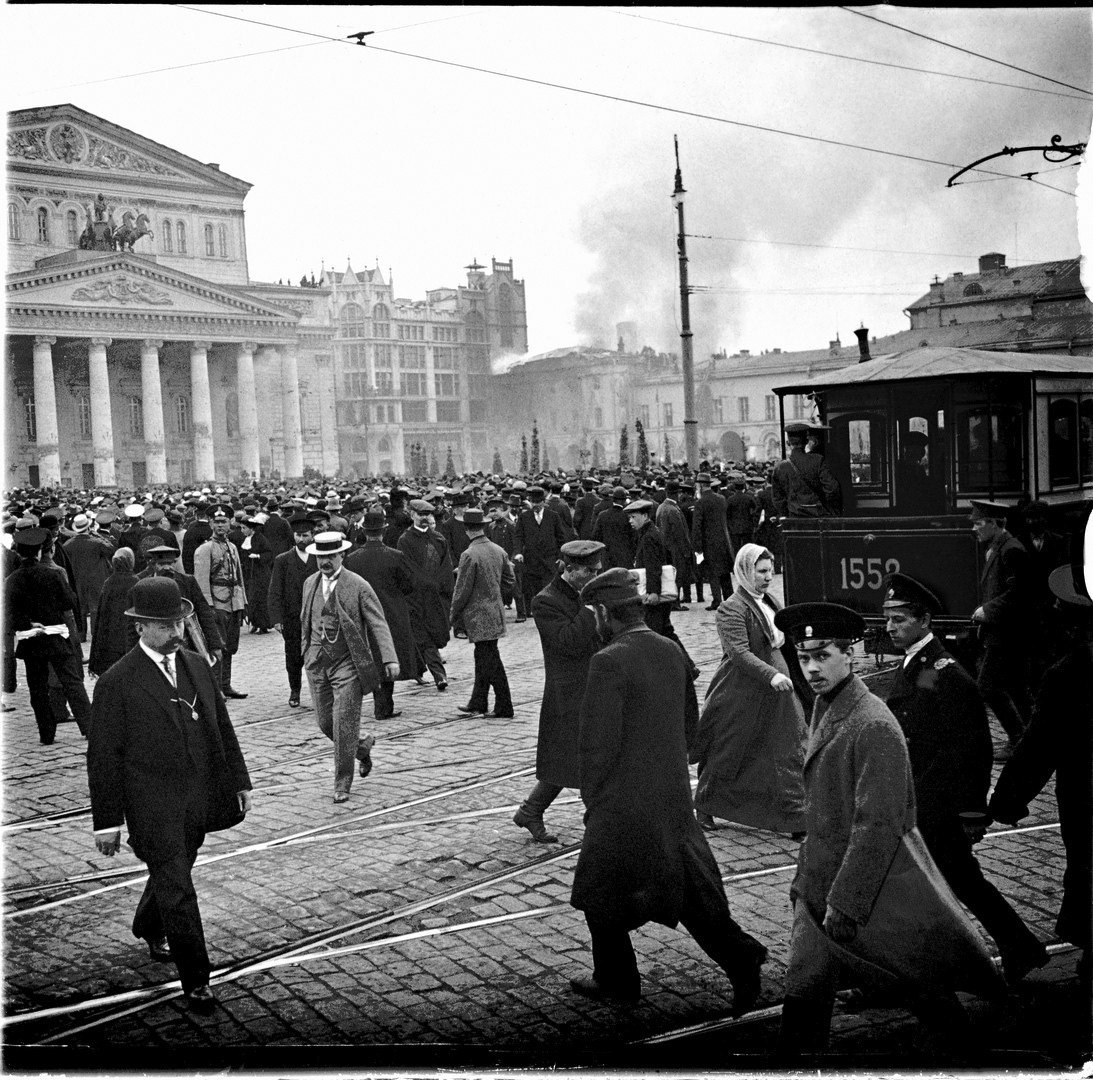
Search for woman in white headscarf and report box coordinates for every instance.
[690,543,807,835]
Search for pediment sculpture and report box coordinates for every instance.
[70,274,174,306]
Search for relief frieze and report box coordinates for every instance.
[84,136,182,177]
[70,274,174,306]
[8,128,50,161]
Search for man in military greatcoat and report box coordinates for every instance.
[193,506,248,700]
[568,568,768,1009]
[344,509,423,720]
[513,540,603,843]
[880,574,1048,986]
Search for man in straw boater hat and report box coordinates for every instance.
[567,567,768,1011]
[87,576,252,1016]
[772,602,1003,1056]
[301,531,400,804]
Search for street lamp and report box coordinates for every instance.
[673,136,698,470]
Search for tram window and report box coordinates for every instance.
[955,405,1023,493]
[837,414,887,489]
[1048,397,1079,486]
[1081,398,1093,482]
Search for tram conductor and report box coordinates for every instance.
[88,577,252,1015]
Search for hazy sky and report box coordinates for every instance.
[5,6,1091,361]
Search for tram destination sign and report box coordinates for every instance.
[781,517,981,620]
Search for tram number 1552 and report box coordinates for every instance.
[839,557,901,592]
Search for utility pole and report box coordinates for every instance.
[673,135,698,470]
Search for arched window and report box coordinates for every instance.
[176,221,187,254]
[176,395,191,434]
[225,391,238,437]
[204,223,215,256]
[218,224,228,257]
[36,206,50,243]
[8,203,21,241]
[66,210,79,247]
[372,303,390,338]
[162,220,173,252]
[963,283,984,297]
[340,303,366,337]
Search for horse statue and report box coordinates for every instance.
[113,211,154,252]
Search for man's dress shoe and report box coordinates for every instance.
[436,681,448,692]
[457,704,486,715]
[333,791,350,804]
[184,984,217,1015]
[288,694,300,708]
[223,688,248,699]
[512,808,559,843]
[487,710,515,719]
[357,735,375,778]
[569,976,640,1003]
[145,936,172,963]
[728,946,767,1016]
[376,709,402,720]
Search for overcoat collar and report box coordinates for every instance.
[803,673,870,771]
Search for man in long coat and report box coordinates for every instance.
[344,508,423,720]
[449,510,516,718]
[513,486,567,614]
[590,486,635,571]
[267,514,318,708]
[263,499,295,558]
[773,602,1003,1053]
[569,568,768,1010]
[513,540,604,843]
[571,478,600,540]
[397,500,454,691]
[301,533,399,802]
[63,513,115,638]
[655,479,694,608]
[969,500,1033,759]
[771,423,841,519]
[88,576,251,1015]
[486,497,526,621]
[690,473,733,608]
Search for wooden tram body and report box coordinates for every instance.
[774,346,1093,631]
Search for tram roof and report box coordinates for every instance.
[774,345,1093,395]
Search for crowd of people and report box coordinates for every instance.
[2,458,1088,1051]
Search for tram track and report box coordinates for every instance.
[5,819,1064,1045]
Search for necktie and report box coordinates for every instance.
[162,655,175,687]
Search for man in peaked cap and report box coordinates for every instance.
[513,539,604,843]
[5,528,92,744]
[87,576,252,1016]
[193,506,248,699]
[567,566,768,1009]
[878,573,1048,988]
[773,602,1002,1052]
[968,499,1033,761]
[771,422,841,519]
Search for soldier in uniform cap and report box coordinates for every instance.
[969,500,1032,760]
[773,602,1002,1052]
[878,572,1048,987]
[193,506,248,699]
[568,567,768,1009]
[771,422,841,519]
[512,539,605,843]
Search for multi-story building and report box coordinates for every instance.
[5,104,527,487]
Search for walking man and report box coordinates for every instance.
[301,532,399,803]
[513,539,604,843]
[514,486,567,615]
[569,567,768,1009]
[690,472,733,609]
[193,505,248,700]
[267,514,318,708]
[398,499,454,692]
[88,576,252,1015]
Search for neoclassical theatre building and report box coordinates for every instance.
[6,104,528,488]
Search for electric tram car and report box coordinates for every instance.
[773,345,1093,639]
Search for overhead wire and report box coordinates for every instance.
[170,5,1077,194]
[610,9,1090,101]
[685,236,980,258]
[839,6,1092,96]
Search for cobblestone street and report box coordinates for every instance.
[2,583,1086,1072]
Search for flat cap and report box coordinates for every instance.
[624,499,656,514]
[409,499,435,514]
[13,527,49,551]
[561,539,606,563]
[881,572,942,616]
[774,602,865,647]
[145,544,179,557]
[143,507,164,524]
[581,567,640,607]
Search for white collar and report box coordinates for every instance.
[902,631,935,667]
[139,639,178,672]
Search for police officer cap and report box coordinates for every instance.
[624,499,655,514]
[581,566,640,607]
[123,503,146,520]
[143,507,165,524]
[95,510,117,526]
[409,499,435,514]
[881,572,942,616]
[561,539,605,564]
[774,602,865,646]
[969,499,1009,520]
[12,527,49,552]
[211,504,233,520]
[463,508,486,527]
[145,544,178,558]
[362,509,387,531]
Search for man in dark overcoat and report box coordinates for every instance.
[263,499,295,558]
[881,574,1047,986]
[571,478,600,540]
[513,486,567,615]
[569,568,768,1009]
[590,486,635,570]
[1017,500,1070,688]
[397,500,454,691]
[546,481,576,541]
[63,513,115,638]
[969,500,1033,760]
[725,477,760,554]
[513,540,603,843]
[771,423,841,519]
[181,503,212,574]
[88,576,252,1015]
[655,479,694,609]
[690,472,733,608]
[344,508,423,719]
[267,514,318,708]
[486,497,525,621]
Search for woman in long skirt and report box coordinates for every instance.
[691,543,807,836]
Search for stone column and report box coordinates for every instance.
[280,345,304,479]
[255,346,276,477]
[236,341,260,480]
[88,337,116,487]
[140,339,167,485]
[31,336,61,487]
[189,340,215,482]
